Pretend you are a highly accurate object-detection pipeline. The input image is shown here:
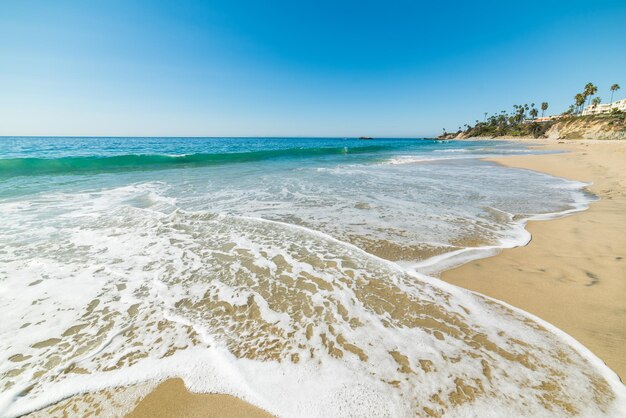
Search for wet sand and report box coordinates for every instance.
[443,139,626,380]
[27,139,626,417]
[125,139,626,415]
[127,378,273,418]
[26,378,273,417]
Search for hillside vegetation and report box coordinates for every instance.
[439,81,624,140]
[440,112,625,140]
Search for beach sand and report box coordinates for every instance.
[443,139,626,380]
[27,378,273,418]
[126,378,273,418]
[123,139,625,414]
[27,139,626,416]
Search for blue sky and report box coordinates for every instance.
[1,0,625,137]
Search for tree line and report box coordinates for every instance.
[566,83,620,115]
[444,82,621,137]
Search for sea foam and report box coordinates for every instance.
[1,184,625,417]
[1,139,624,417]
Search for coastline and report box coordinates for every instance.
[24,139,625,417]
[442,139,626,380]
[125,139,625,416]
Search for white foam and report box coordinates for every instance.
[406,187,594,275]
[2,202,625,417]
[1,149,624,417]
[382,155,476,165]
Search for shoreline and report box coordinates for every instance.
[125,140,625,417]
[442,138,626,380]
[125,138,626,418]
[25,139,625,417]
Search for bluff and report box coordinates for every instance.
[440,113,625,140]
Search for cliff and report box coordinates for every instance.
[440,113,625,140]
[543,116,625,140]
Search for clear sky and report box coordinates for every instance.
[1,0,625,137]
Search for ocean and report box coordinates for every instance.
[1,137,624,417]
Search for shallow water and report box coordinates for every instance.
[0,137,624,417]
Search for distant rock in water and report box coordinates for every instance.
[359,136,373,140]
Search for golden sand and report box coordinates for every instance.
[443,139,626,380]
[127,378,273,418]
[26,379,273,418]
[123,139,626,415]
[25,139,625,416]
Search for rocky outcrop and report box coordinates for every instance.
[439,114,625,140]
[544,116,625,140]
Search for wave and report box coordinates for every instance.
[381,155,478,165]
[2,203,625,417]
[404,189,595,275]
[0,145,393,178]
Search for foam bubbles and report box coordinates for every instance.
[1,197,625,416]
[1,141,624,417]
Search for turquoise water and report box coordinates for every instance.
[0,136,534,159]
[0,136,544,178]
[2,137,623,417]
[0,137,591,263]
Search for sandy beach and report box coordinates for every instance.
[127,379,272,418]
[11,137,622,418]
[443,139,626,380]
[126,139,626,415]
[4,1,626,415]
[23,139,626,417]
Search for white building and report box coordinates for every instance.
[582,98,626,116]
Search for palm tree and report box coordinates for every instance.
[528,103,537,120]
[513,104,525,123]
[610,84,621,104]
[589,97,602,115]
[592,97,601,107]
[575,93,585,115]
[541,102,549,117]
[484,112,488,122]
[584,82,598,107]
